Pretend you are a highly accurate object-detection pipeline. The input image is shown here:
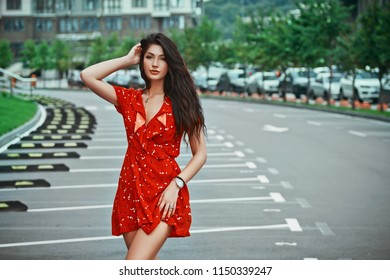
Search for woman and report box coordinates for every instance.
[80,33,207,260]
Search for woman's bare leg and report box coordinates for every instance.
[125,222,172,260]
[123,230,137,249]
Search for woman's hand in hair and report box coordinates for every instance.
[126,43,142,65]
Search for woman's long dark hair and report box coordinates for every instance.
[139,33,206,141]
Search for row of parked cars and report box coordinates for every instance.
[193,66,389,103]
[68,69,145,89]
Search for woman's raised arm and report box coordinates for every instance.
[80,43,142,105]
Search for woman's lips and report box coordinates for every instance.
[150,70,160,75]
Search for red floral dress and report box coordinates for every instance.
[111,86,191,237]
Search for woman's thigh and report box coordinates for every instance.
[125,222,172,260]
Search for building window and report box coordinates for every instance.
[132,0,147,8]
[80,17,99,31]
[129,15,150,30]
[4,18,25,31]
[83,0,99,11]
[106,17,122,30]
[162,15,185,29]
[56,0,75,13]
[34,0,55,13]
[7,0,22,10]
[104,0,121,13]
[154,0,169,11]
[59,18,79,32]
[35,18,53,32]
[171,0,183,8]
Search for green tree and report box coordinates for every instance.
[0,40,13,68]
[51,39,71,82]
[355,2,390,111]
[184,17,221,77]
[21,40,37,69]
[87,37,106,66]
[33,42,54,86]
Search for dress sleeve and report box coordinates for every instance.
[112,85,128,115]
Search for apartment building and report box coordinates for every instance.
[0,0,203,57]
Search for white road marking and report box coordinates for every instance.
[26,194,281,213]
[257,175,270,184]
[84,106,98,111]
[235,141,245,146]
[263,124,289,133]
[270,192,286,203]
[286,218,303,232]
[316,222,335,236]
[273,113,287,118]
[244,148,255,153]
[0,221,297,248]
[246,162,257,169]
[263,209,281,212]
[275,242,297,246]
[281,181,294,189]
[256,157,268,163]
[307,120,322,126]
[234,151,245,157]
[349,130,367,137]
[268,168,279,175]
[243,108,255,113]
[296,198,312,208]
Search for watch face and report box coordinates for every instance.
[176,178,184,188]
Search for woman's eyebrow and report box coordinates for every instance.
[145,51,165,57]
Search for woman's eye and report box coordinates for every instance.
[145,55,152,59]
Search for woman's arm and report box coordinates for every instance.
[159,130,207,219]
[177,130,207,184]
[80,43,142,105]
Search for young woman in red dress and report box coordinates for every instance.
[80,33,207,260]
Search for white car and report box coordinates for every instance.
[339,71,380,102]
[309,72,342,100]
[245,71,279,95]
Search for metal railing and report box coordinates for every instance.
[0,68,37,96]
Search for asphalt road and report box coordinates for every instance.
[0,89,389,260]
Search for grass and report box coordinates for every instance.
[0,94,38,136]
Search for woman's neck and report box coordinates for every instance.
[148,81,165,98]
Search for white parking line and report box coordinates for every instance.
[286,218,303,232]
[0,219,298,248]
[257,175,270,184]
[26,194,283,213]
[348,130,367,137]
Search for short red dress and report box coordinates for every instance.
[111,86,191,237]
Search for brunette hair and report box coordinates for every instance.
[139,33,205,141]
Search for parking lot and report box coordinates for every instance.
[1,89,390,260]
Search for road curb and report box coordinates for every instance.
[0,103,46,152]
[201,95,390,123]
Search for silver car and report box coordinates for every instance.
[309,73,342,100]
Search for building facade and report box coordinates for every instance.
[0,0,203,57]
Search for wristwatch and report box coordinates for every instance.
[174,176,185,189]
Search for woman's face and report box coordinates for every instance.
[143,44,168,83]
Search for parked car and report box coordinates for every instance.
[339,70,380,102]
[245,71,279,95]
[67,70,84,88]
[107,69,145,89]
[278,68,316,97]
[309,72,342,100]
[128,70,145,89]
[193,73,219,92]
[216,69,246,94]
